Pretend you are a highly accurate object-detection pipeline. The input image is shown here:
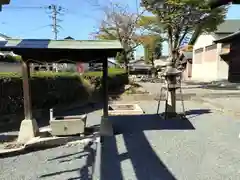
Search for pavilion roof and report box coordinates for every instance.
[0,39,123,63]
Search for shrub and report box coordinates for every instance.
[0,72,91,115]
[83,68,128,92]
[0,69,128,116]
[83,68,125,78]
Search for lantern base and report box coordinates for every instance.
[160,112,184,120]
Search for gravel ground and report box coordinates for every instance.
[201,97,240,114]
[0,141,98,180]
[1,100,240,180]
[95,101,240,180]
[0,109,101,180]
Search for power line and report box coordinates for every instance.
[3,6,46,10]
[3,4,66,40]
[18,25,51,36]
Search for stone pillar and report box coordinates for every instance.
[163,66,181,119]
[100,57,113,136]
[18,60,39,144]
[165,89,177,119]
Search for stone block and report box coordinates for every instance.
[100,116,113,136]
[108,104,144,116]
[50,114,87,136]
[17,119,39,144]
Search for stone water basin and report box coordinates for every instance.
[50,114,87,136]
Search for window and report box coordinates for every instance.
[205,44,217,51]
[194,48,203,54]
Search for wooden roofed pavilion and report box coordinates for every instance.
[0,39,123,142]
[0,39,122,62]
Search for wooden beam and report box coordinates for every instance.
[11,49,120,63]
[100,56,113,137]
[0,0,10,5]
[102,56,108,118]
[22,60,32,120]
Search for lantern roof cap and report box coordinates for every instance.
[163,66,181,76]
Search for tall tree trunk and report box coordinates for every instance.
[123,50,129,72]
[150,55,154,67]
[167,27,174,64]
[122,42,130,72]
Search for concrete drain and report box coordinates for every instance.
[108,104,144,115]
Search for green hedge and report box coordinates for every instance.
[0,70,128,116]
[83,68,126,77]
[83,68,128,93]
[0,72,91,115]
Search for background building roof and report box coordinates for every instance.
[214,30,240,43]
[215,19,240,34]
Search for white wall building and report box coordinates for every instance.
[191,20,240,82]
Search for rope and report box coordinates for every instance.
[24,58,101,64]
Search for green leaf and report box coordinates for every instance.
[140,0,227,53]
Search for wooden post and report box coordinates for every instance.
[102,56,108,118]
[100,56,113,137]
[22,60,32,120]
[18,60,39,143]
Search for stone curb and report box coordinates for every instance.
[0,146,25,157]
[0,134,99,158]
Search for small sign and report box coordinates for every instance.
[77,62,84,73]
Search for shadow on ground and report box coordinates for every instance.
[37,108,210,180]
[99,110,213,180]
[0,100,105,134]
[110,114,195,135]
[0,82,124,134]
[0,134,18,143]
[185,109,212,119]
[99,114,190,180]
[39,141,97,180]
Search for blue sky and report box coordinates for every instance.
[0,1,240,56]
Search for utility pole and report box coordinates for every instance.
[47,4,64,72]
[48,4,63,40]
[52,5,57,40]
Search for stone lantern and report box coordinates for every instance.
[162,65,182,119]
